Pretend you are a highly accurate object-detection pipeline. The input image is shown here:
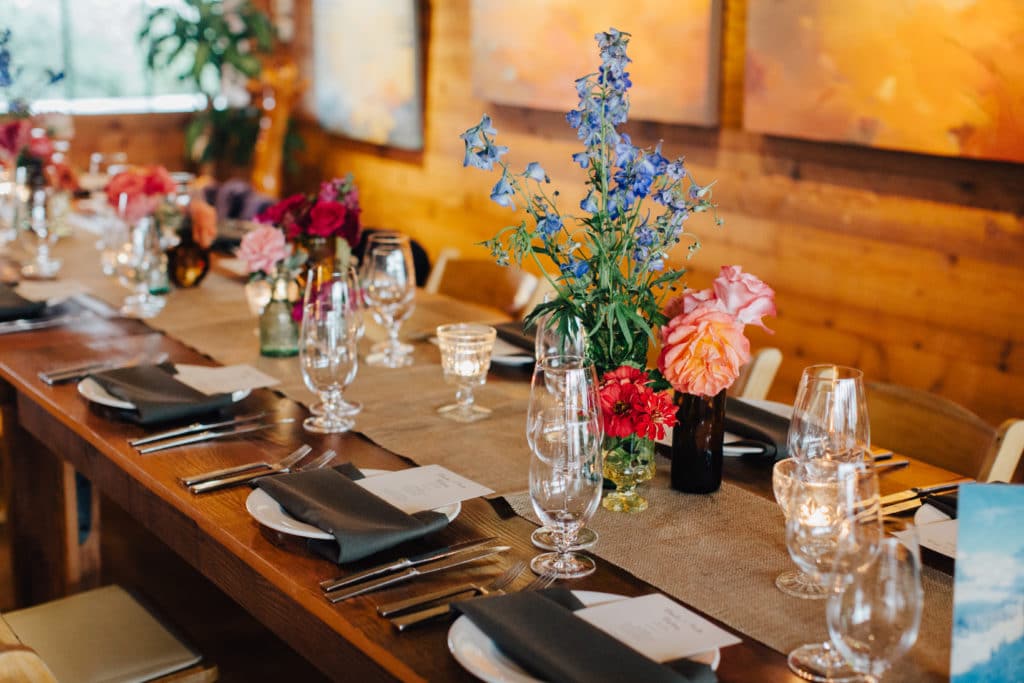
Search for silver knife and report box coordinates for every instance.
[319,537,500,593]
[130,411,269,447]
[327,546,511,604]
[137,418,295,454]
[0,314,83,336]
[879,479,971,507]
[40,352,170,385]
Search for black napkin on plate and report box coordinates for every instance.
[724,398,789,461]
[921,491,958,519]
[454,589,716,683]
[257,464,450,564]
[0,283,46,323]
[494,321,536,353]
[86,364,234,425]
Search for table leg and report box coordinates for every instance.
[2,386,100,606]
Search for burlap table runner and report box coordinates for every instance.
[507,460,952,679]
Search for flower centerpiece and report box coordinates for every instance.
[105,166,177,223]
[255,174,362,276]
[659,265,776,493]
[460,28,724,509]
[238,223,308,356]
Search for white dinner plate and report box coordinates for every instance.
[77,376,250,411]
[447,590,720,683]
[656,398,792,456]
[245,468,461,541]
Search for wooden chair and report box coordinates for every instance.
[866,382,1024,482]
[1,585,217,683]
[425,248,539,317]
[731,347,783,401]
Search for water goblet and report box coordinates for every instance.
[827,533,923,681]
[789,365,870,478]
[527,355,604,579]
[306,265,364,418]
[20,188,62,278]
[361,232,416,368]
[785,462,883,682]
[299,270,359,434]
[436,323,496,423]
[115,217,166,318]
[773,458,828,599]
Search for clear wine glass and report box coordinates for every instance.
[307,265,364,418]
[789,365,870,479]
[785,462,883,682]
[20,188,62,278]
[436,323,496,422]
[828,532,923,681]
[115,216,166,318]
[299,269,359,434]
[527,355,604,579]
[773,458,827,599]
[361,232,416,368]
[530,297,598,552]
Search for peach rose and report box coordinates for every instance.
[190,198,218,249]
[712,265,776,332]
[238,225,288,276]
[658,306,751,397]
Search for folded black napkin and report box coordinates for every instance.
[0,283,46,323]
[87,364,234,425]
[494,321,536,353]
[922,491,958,519]
[724,398,789,461]
[257,464,449,564]
[454,589,716,683]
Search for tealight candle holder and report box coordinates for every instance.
[436,323,496,423]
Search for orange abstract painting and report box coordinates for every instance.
[744,0,1024,163]
[471,0,721,126]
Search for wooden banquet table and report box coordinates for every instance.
[0,225,957,682]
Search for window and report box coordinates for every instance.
[4,0,204,113]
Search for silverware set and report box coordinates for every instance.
[132,415,296,454]
[38,352,170,385]
[880,479,971,516]
[181,444,341,494]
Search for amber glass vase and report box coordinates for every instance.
[671,390,727,493]
[167,237,211,288]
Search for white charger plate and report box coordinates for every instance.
[447,590,720,683]
[77,376,250,411]
[245,468,461,540]
[656,398,791,456]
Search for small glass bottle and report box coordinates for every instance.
[671,389,727,493]
[259,273,299,357]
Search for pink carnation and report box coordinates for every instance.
[658,306,751,397]
[238,225,288,276]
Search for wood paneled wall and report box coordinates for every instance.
[228,2,1024,425]
[63,113,190,171]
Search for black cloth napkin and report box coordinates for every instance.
[86,364,234,425]
[494,321,536,353]
[724,398,789,461]
[0,284,46,323]
[257,464,450,564]
[454,589,716,683]
[922,491,958,519]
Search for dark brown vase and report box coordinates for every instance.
[167,240,211,288]
[671,389,727,493]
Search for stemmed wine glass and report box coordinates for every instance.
[299,269,359,433]
[773,458,828,599]
[436,323,496,422]
[361,232,416,368]
[115,216,166,318]
[788,365,870,477]
[785,462,883,682]
[828,532,923,681]
[307,265,364,418]
[527,355,604,578]
[20,188,62,278]
[530,300,598,552]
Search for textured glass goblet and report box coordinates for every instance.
[436,323,496,423]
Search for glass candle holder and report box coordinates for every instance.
[436,323,496,423]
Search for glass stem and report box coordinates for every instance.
[456,385,475,414]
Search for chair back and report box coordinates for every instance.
[731,347,782,401]
[425,248,538,317]
[866,382,1023,481]
[0,615,57,683]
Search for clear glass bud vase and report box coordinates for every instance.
[259,274,299,357]
[602,434,657,512]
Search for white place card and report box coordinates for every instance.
[576,593,741,662]
[896,519,958,559]
[355,465,494,514]
[174,364,280,396]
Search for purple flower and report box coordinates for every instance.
[572,152,590,169]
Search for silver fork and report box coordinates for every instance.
[187,445,314,494]
[179,444,312,487]
[378,560,527,617]
[389,567,556,631]
[300,449,337,471]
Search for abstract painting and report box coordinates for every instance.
[744,0,1024,163]
[312,0,422,150]
[470,0,721,126]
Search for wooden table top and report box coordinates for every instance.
[0,302,957,682]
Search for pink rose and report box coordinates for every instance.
[664,287,715,320]
[0,120,30,159]
[712,265,776,332]
[122,195,161,223]
[658,305,751,397]
[307,200,347,237]
[143,166,177,196]
[238,225,288,276]
[256,193,306,226]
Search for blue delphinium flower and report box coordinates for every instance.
[580,190,599,213]
[537,213,562,239]
[571,152,590,169]
[561,257,590,279]
[525,162,547,182]
[0,30,12,88]
[490,172,515,208]
[460,115,507,171]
